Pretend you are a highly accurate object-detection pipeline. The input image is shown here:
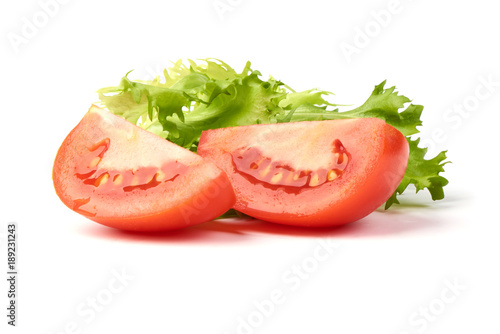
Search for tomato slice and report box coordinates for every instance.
[198,118,409,227]
[53,106,235,231]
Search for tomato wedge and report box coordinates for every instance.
[198,118,409,227]
[53,105,235,231]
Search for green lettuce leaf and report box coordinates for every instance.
[385,138,450,209]
[97,59,449,208]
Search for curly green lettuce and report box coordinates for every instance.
[97,59,449,208]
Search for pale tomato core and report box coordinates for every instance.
[231,139,349,191]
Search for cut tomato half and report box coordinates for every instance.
[198,118,409,227]
[53,105,235,231]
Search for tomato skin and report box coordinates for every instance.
[198,118,409,227]
[77,172,235,231]
[53,106,235,232]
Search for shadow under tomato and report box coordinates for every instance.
[197,208,447,238]
[79,202,450,244]
[79,190,465,243]
[78,220,253,244]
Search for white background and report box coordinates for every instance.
[1,0,499,333]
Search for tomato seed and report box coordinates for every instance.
[89,157,101,168]
[327,170,337,181]
[113,174,123,185]
[95,173,109,187]
[156,170,165,182]
[270,172,283,184]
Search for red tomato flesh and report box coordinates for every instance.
[198,118,409,227]
[53,106,235,231]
